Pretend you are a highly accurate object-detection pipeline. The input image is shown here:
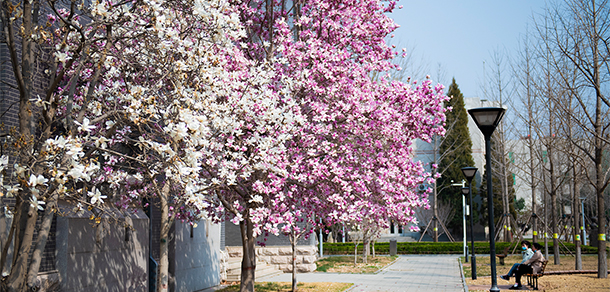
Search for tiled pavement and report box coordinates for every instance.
[258,255,465,292]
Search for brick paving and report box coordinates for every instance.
[259,255,465,292]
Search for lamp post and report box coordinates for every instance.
[451,180,467,260]
[468,107,505,292]
[462,192,467,261]
[461,166,478,280]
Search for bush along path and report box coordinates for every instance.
[322,241,605,255]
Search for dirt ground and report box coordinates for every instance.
[465,255,610,291]
[467,274,609,291]
[462,255,604,277]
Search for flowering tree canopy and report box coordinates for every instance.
[230,0,449,232]
[1,0,448,291]
[224,0,449,290]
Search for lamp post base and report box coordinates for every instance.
[470,255,476,280]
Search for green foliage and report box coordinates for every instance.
[437,78,476,232]
[322,241,602,255]
[316,263,330,272]
[515,198,526,212]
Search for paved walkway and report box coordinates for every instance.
[259,255,465,292]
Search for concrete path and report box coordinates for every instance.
[259,255,465,292]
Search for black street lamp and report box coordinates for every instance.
[468,107,505,292]
[461,167,478,280]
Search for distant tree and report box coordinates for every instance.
[515,198,526,213]
[535,0,609,277]
[437,79,475,233]
[479,134,517,233]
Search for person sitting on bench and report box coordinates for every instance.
[509,242,545,290]
[500,240,534,281]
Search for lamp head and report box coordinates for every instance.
[461,187,470,196]
[461,167,478,183]
[468,107,506,138]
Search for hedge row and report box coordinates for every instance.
[322,241,603,255]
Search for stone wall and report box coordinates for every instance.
[224,221,317,246]
[225,246,317,273]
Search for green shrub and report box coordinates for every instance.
[322,241,603,255]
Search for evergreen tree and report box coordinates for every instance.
[436,78,476,234]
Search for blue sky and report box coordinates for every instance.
[390,0,547,98]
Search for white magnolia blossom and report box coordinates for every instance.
[72,202,85,215]
[67,164,86,181]
[29,195,45,211]
[75,118,96,133]
[88,187,107,205]
[13,164,26,177]
[29,174,48,188]
[54,51,70,64]
[65,143,84,160]
[249,195,263,204]
[5,185,21,196]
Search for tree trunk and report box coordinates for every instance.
[551,190,560,265]
[433,137,439,242]
[543,169,549,260]
[527,70,537,244]
[592,8,607,276]
[595,177,607,278]
[6,204,38,292]
[362,239,369,264]
[500,125,510,243]
[239,214,256,292]
[354,241,358,265]
[595,124,607,278]
[3,0,37,289]
[291,230,297,292]
[0,217,16,276]
[548,96,560,265]
[157,184,171,292]
[572,172,582,270]
[27,191,59,288]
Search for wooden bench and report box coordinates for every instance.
[496,247,509,265]
[526,260,548,290]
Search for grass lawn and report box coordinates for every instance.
[315,255,398,273]
[217,255,395,291]
[216,282,352,292]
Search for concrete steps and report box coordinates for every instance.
[225,257,283,282]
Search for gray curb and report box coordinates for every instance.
[458,257,469,292]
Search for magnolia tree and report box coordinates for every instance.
[59,1,305,291]
[225,0,449,290]
[345,213,386,265]
[0,0,137,289]
[1,0,293,291]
